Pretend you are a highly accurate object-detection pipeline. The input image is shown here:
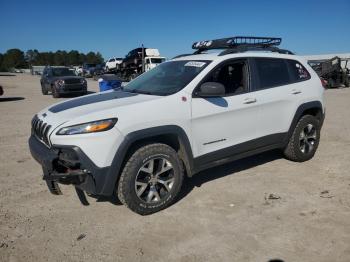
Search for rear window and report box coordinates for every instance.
[255,58,290,89]
[287,60,310,82]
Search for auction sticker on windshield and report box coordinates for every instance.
[184,61,206,67]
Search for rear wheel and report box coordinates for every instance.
[117,143,184,215]
[283,115,320,162]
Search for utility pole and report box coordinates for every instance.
[141,44,145,73]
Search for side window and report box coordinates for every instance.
[255,58,290,89]
[287,60,310,82]
[205,61,248,96]
[110,59,115,62]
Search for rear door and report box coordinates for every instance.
[191,58,260,158]
[250,57,302,142]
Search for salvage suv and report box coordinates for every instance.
[29,37,325,215]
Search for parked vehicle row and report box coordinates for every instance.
[30,36,325,215]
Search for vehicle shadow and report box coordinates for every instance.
[175,149,283,204]
[0,97,25,102]
[91,149,282,207]
[0,74,16,77]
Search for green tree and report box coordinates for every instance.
[2,49,27,70]
[26,49,39,67]
[67,50,80,66]
[54,50,68,66]
[95,52,104,64]
[0,53,4,71]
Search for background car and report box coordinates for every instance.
[40,66,87,98]
[82,63,97,77]
[105,57,123,72]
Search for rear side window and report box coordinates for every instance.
[255,58,290,89]
[287,60,310,82]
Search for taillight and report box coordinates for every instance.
[320,78,327,89]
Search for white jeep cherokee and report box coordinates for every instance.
[29,37,325,215]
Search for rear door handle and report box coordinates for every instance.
[243,98,257,104]
[291,89,302,95]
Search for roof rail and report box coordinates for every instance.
[191,36,294,55]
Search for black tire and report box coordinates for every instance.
[41,83,48,95]
[345,77,350,88]
[52,86,60,98]
[283,115,320,162]
[117,143,184,215]
[328,78,335,88]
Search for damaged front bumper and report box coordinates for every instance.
[28,135,111,203]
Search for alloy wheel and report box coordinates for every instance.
[299,123,317,154]
[135,158,175,203]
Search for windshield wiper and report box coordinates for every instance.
[126,89,152,95]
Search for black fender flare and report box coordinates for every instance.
[99,125,194,196]
[285,101,324,144]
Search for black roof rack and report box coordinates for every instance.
[191,36,293,56]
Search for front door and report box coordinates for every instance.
[191,59,260,159]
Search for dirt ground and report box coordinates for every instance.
[0,74,349,262]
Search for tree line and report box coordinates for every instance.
[0,49,104,71]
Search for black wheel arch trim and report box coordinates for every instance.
[99,125,194,195]
[286,101,324,144]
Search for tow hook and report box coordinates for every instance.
[46,180,62,195]
[75,187,89,206]
[42,168,90,205]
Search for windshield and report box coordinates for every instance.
[123,60,210,96]
[150,58,165,64]
[52,68,75,76]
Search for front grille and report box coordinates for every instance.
[31,115,52,147]
[64,78,82,84]
[64,85,84,91]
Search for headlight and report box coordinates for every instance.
[55,79,65,86]
[80,78,87,84]
[57,118,118,135]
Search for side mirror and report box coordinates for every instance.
[196,82,225,97]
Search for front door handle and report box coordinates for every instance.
[291,89,302,95]
[243,98,257,104]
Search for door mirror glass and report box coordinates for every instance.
[196,82,225,97]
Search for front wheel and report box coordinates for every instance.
[117,143,184,215]
[41,83,48,95]
[52,86,60,98]
[283,115,321,162]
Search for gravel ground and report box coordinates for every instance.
[0,74,349,262]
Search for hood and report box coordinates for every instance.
[37,90,161,130]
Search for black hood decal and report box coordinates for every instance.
[49,91,137,113]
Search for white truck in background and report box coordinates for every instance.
[114,47,166,81]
